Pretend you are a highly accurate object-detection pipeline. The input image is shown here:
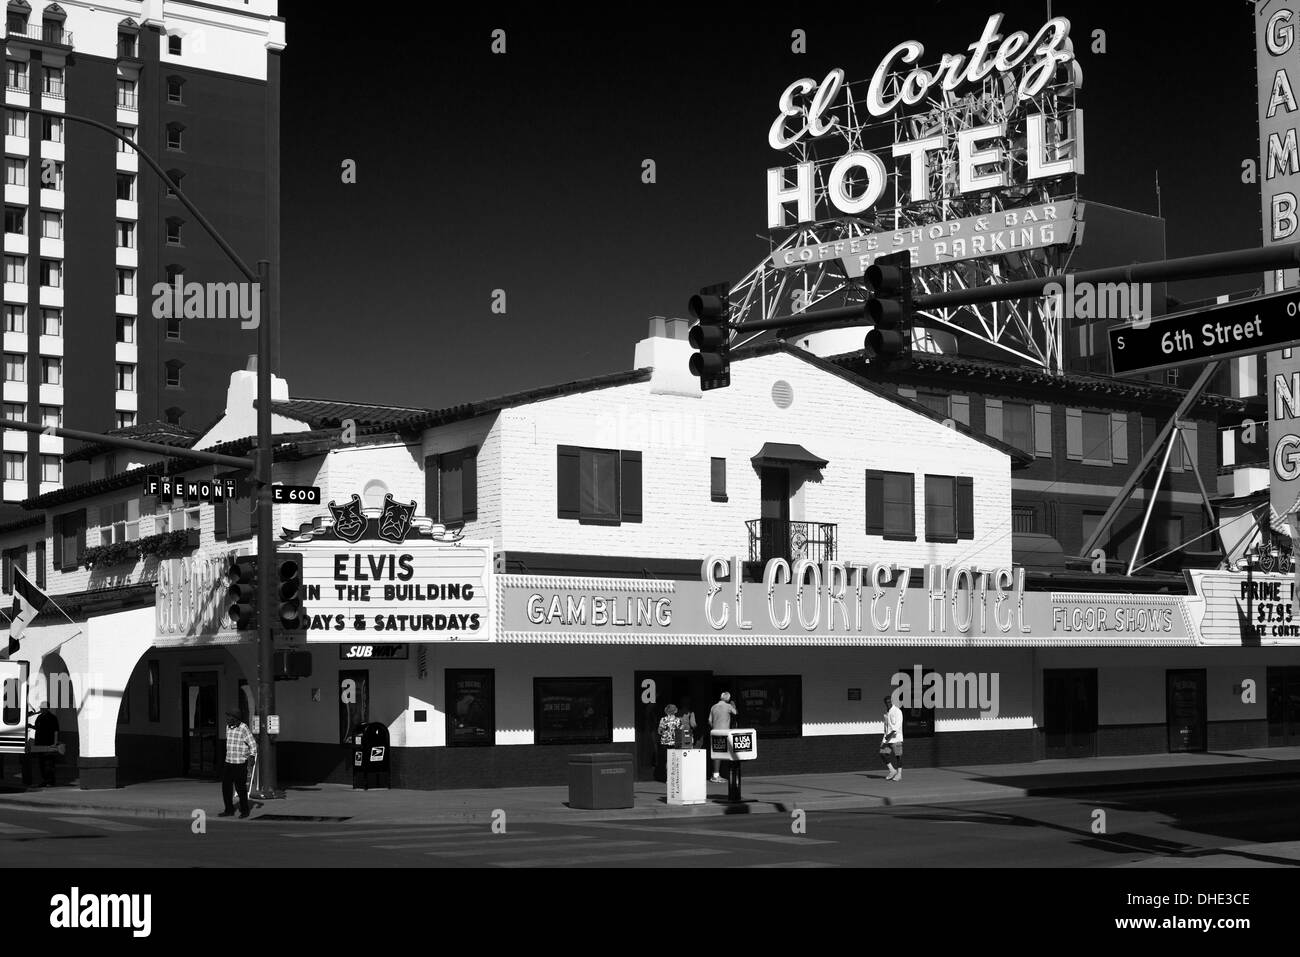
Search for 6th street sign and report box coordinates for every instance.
[1109,288,1300,375]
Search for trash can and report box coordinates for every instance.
[351,721,391,790]
[567,752,633,809]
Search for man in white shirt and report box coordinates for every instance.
[881,695,904,781]
[709,692,737,783]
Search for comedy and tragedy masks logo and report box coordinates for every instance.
[328,494,366,543]
[378,493,417,544]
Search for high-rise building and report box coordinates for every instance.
[2,0,283,510]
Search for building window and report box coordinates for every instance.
[165,169,184,196]
[39,405,59,430]
[98,500,140,545]
[3,353,24,382]
[425,447,477,525]
[41,357,60,385]
[164,406,183,425]
[1012,505,1037,534]
[165,218,182,245]
[168,34,183,56]
[115,173,135,201]
[3,205,22,235]
[115,411,136,429]
[215,470,257,542]
[116,268,135,295]
[710,456,727,502]
[165,123,183,151]
[116,78,137,110]
[533,677,612,746]
[53,509,86,571]
[41,66,63,97]
[865,469,916,539]
[2,254,21,284]
[166,77,184,104]
[39,454,60,483]
[713,675,803,738]
[117,31,138,59]
[925,476,956,542]
[115,315,135,343]
[116,220,135,248]
[40,308,60,336]
[40,113,62,143]
[40,211,61,240]
[556,446,642,525]
[4,108,25,138]
[446,670,494,747]
[5,158,25,187]
[2,402,23,422]
[3,305,22,332]
[914,390,950,418]
[115,363,134,391]
[165,359,183,388]
[1081,410,1112,465]
[1002,401,1034,453]
[1,544,25,593]
[5,60,27,92]
[166,316,181,340]
[2,452,22,481]
[38,258,61,288]
[116,124,136,152]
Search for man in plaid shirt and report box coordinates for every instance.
[220,710,257,818]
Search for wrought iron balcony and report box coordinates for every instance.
[5,21,74,47]
[746,518,837,565]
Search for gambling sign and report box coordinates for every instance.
[1109,288,1300,376]
[287,493,494,643]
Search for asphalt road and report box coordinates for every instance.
[3,779,1299,868]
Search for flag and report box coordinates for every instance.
[7,568,50,653]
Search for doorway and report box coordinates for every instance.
[181,672,219,777]
[1166,669,1206,752]
[758,467,791,564]
[633,670,712,781]
[1042,669,1097,758]
[1267,667,1300,746]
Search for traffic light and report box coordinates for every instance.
[277,553,305,630]
[226,556,258,630]
[864,252,914,370]
[688,282,732,390]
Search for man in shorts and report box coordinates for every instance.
[709,691,737,783]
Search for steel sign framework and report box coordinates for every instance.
[734,48,1084,371]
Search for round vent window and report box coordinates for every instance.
[362,480,390,508]
[771,380,794,409]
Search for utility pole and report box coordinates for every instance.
[16,109,283,797]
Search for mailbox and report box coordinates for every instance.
[708,728,758,762]
[351,721,391,789]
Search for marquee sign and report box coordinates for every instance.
[283,493,494,643]
[766,13,1084,230]
[1186,569,1300,645]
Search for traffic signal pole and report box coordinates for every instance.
[727,238,1300,335]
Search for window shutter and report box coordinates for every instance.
[1034,405,1052,457]
[214,495,228,539]
[463,448,478,521]
[710,457,727,502]
[865,470,884,535]
[897,386,917,400]
[1183,422,1198,471]
[67,509,85,568]
[424,454,439,521]
[621,450,642,523]
[1111,412,1129,465]
[951,395,970,427]
[557,446,580,520]
[1066,409,1083,460]
[956,477,974,540]
[52,514,62,570]
[36,539,45,589]
[901,473,916,538]
[985,399,1004,442]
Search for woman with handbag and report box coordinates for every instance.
[655,704,681,782]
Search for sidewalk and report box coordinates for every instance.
[2,747,1299,825]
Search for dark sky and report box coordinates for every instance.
[277,1,1261,409]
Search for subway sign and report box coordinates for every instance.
[338,644,409,660]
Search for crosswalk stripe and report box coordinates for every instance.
[326,828,530,845]
[496,847,726,868]
[574,822,833,846]
[745,860,840,868]
[283,826,485,840]
[0,821,45,835]
[377,832,590,847]
[426,837,644,858]
[51,817,149,832]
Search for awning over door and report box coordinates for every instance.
[750,443,828,469]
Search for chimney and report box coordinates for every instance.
[634,316,700,397]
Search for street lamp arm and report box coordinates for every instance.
[2,419,255,470]
[40,109,259,283]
